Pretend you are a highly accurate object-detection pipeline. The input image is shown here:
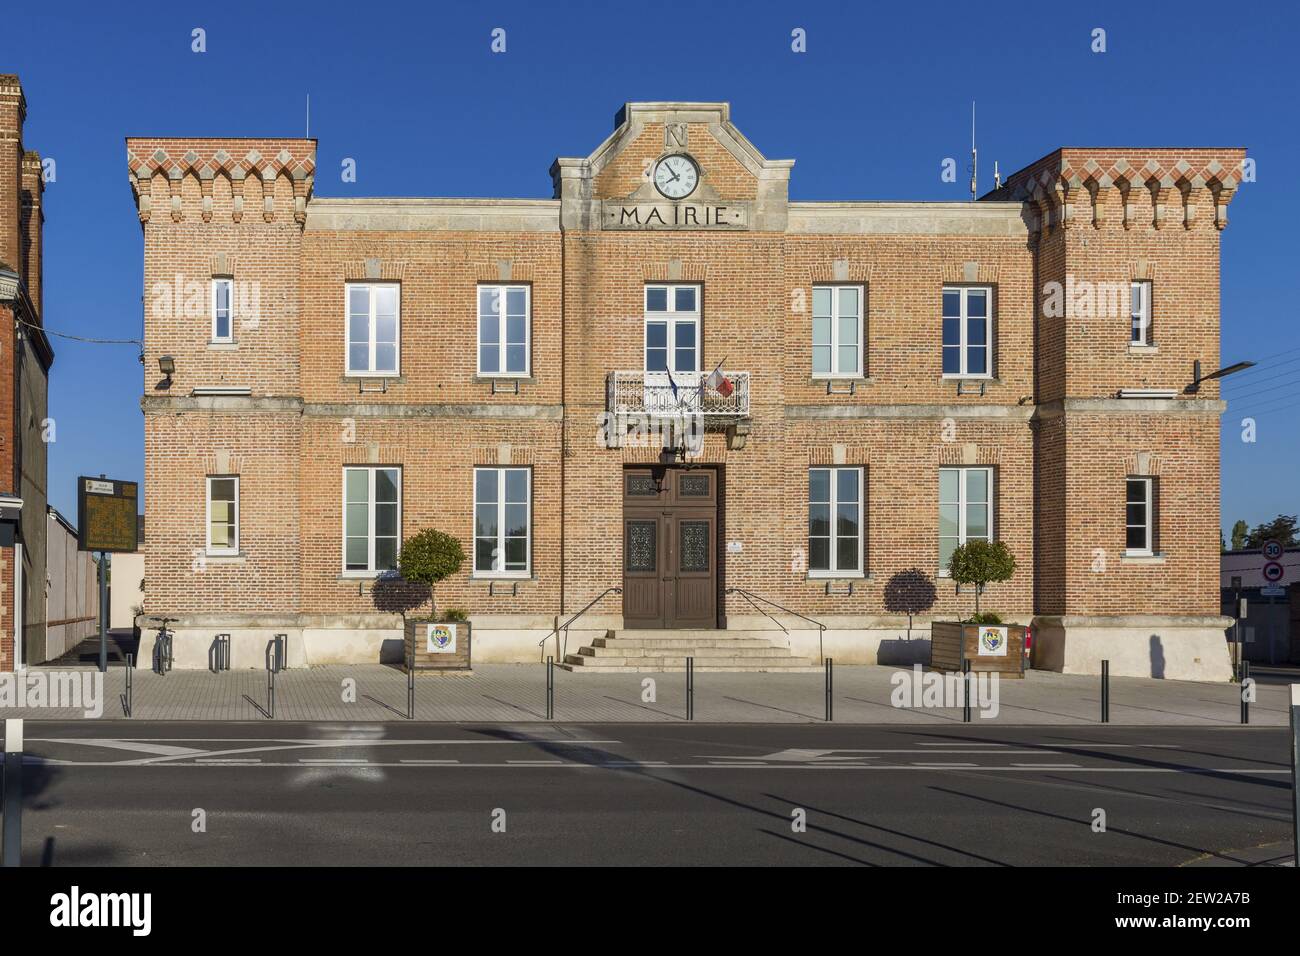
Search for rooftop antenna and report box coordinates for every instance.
[306,93,310,138]
[994,160,1001,190]
[969,101,978,202]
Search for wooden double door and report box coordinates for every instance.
[622,467,719,629]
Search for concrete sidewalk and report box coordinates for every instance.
[0,663,1289,724]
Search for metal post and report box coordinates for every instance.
[268,664,276,720]
[97,552,108,673]
[1101,660,1110,723]
[125,653,133,718]
[824,657,833,722]
[407,658,415,720]
[2,719,22,867]
[545,656,554,720]
[1289,685,1299,869]
[1241,660,1251,725]
[962,659,972,723]
[686,656,695,721]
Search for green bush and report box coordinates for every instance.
[397,529,465,618]
[444,607,469,622]
[968,611,1004,625]
[947,539,1016,621]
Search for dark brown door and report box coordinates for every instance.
[622,468,718,629]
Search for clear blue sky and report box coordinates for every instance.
[6,0,1298,533]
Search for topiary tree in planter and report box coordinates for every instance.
[396,528,465,620]
[947,539,1016,623]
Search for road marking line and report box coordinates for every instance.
[1012,763,1083,768]
[298,759,370,765]
[36,738,205,756]
[195,758,261,764]
[399,759,459,764]
[506,759,564,765]
[913,762,979,767]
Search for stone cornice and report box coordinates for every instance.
[787,201,1029,237]
[305,197,560,233]
[141,395,563,420]
[1034,397,1226,418]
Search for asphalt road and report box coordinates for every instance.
[6,721,1296,866]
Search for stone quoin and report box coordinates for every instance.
[126,102,1244,679]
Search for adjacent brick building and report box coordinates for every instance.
[0,74,53,671]
[127,102,1244,679]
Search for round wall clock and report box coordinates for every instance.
[653,154,699,199]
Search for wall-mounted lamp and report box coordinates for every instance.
[158,354,175,389]
[1186,358,1254,394]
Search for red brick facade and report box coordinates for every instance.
[0,74,53,671]
[127,102,1244,678]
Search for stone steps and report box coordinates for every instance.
[559,629,820,673]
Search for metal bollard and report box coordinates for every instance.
[962,659,972,723]
[1101,660,1110,723]
[686,656,695,721]
[1289,685,1299,869]
[267,665,276,720]
[2,719,22,867]
[124,654,134,718]
[1241,660,1251,725]
[545,657,554,720]
[824,657,834,722]
[407,659,415,720]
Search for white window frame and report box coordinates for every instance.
[344,282,401,377]
[477,283,532,377]
[1130,280,1152,346]
[811,285,864,378]
[473,466,532,578]
[211,277,234,343]
[341,466,402,577]
[205,475,239,556]
[644,284,701,375]
[1125,477,1155,556]
[808,466,865,578]
[938,466,994,575]
[941,286,993,379]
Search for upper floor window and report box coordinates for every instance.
[212,278,233,343]
[942,286,991,378]
[206,475,239,555]
[939,466,993,571]
[812,285,863,378]
[343,466,401,575]
[346,283,400,376]
[645,284,699,374]
[809,467,864,576]
[478,285,530,377]
[474,467,531,577]
[1130,281,1152,346]
[1125,477,1157,555]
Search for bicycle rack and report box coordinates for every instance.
[211,633,232,673]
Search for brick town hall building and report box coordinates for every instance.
[127,103,1245,680]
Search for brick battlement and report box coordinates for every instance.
[126,138,316,225]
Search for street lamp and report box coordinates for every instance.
[1186,359,1254,394]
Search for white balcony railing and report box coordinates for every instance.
[606,370,751,421]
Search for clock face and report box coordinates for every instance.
[654,154,699,199]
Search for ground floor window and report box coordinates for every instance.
[808,467,863,576]
[206,475,238,555]
[1125,477,1156,555]
[343,466,401,574]
[474,467,531,576]
[939,466,992,571]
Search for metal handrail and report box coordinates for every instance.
[725,587,828,664]
[539,587,623,662]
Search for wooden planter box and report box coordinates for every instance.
[930,621,1026,678]
[405,618,472,671]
